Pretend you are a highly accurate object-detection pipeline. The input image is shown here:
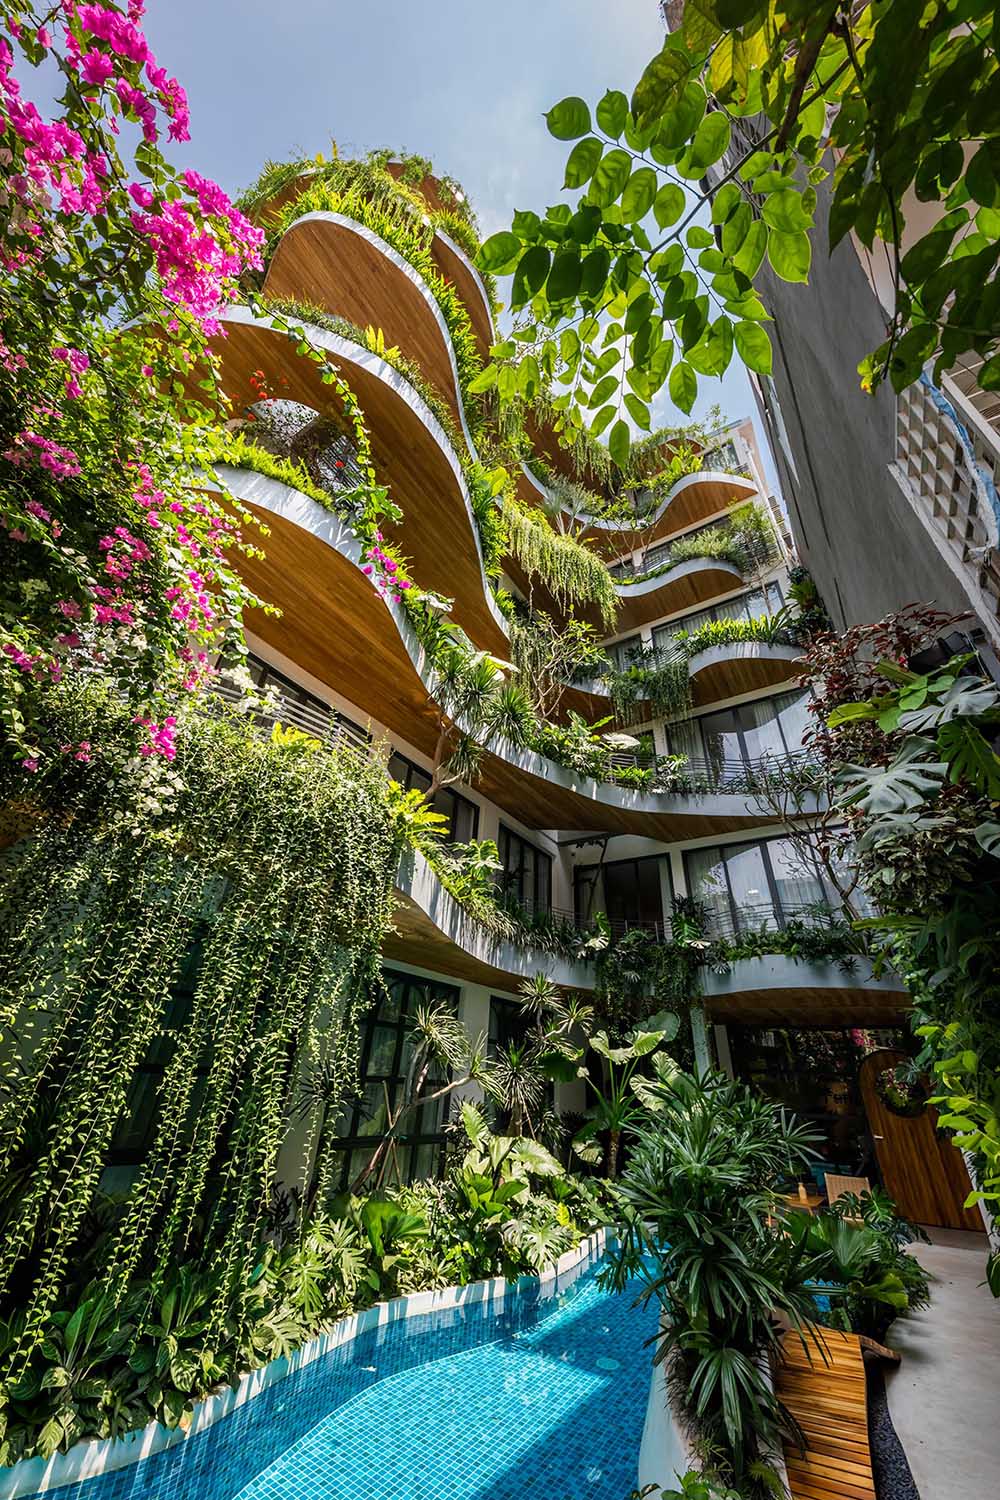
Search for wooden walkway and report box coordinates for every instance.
[775,1329,876,1500]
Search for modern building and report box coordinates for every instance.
[188,150,973,1218]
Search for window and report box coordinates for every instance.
[333,969,460,1189]
[489,995,531,1058]
[605,634,643,671]
[388,750,479,844]
[246,654,369,749]
[651,582,784,650]
[574,855,672,936]
[684,836,839,938]
[665,690,810,775]
[497,824,552,914]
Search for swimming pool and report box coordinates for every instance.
[16,1254,656,1500]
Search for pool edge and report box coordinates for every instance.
[0,1229,607,1499]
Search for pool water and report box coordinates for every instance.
[23,1256,656,1500]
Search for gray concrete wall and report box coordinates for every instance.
[751,175,973,631]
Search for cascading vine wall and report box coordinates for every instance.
[0,685,402,1363]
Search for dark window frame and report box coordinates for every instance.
[388,750,479,845]
[683,834,836,937]
[573,854,672,936]
[497,824,553,915]
[333,968,461,1190]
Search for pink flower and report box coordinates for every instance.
[79,49,116,87]
[21,757,38,772]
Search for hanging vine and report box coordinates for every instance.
[0,682,401,1363]
[501,495,618,626]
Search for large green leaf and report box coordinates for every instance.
[899,675,999,731]
[836,736,948,814]
[937,719,1000,796]
[669,359,697,412]
[631,41,693,129]
[685,112,731,174]
[734,320,773,374]
[545,96,592,140]
[589,148,632,207]
[477,231,522,274]
[548,249,582,302]
[609,418,631,470]
[621,167,658,222]
[653,182,686,230]
[563,136,603,189]
[596,88,629,138]
[767,229,811,282]
[511,244,551,308]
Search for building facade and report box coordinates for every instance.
[198,153,911,1194]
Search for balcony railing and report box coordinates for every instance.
[896,373,1000,643]
[214,678,372,756]
[699,899,856,943]
[602,744,818,796]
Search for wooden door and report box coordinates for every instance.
[859,1049,982,1231]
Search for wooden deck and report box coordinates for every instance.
[775,1329,876,1500]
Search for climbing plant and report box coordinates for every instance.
[0,682,402,1364]
[476,1,1000,465]
[0,2,266,767]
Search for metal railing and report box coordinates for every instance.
[698,899,851,942]
[214,678,372,756]
[600,744,818,795]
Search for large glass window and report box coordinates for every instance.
[651,582,784,650]
[574,855,671,936]
[388,750,479,844]
[497,825,552,914]
[666,690,810,775]
[246,654,369,749]
[333,970,460,1190]
[684,836,839,938]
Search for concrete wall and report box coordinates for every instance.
[751,174,973,633]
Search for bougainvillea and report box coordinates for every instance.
[0,3,266,768]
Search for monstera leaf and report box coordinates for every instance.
[898,675,1000,732]
[937,719,1000,796]
[836,737,947,814]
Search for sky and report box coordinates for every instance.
[144,0,768,462]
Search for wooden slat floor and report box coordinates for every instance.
[775,1329,876,1500]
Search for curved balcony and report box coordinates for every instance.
[214,467,802,840]
[260,205,760,577]
[209,306,508,655]
[613,558,747,633]
[703,954,909,1026]
[688,640,803,706]
[265,212,475,447]
[390,850,595,992]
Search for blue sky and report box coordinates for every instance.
[146,0,766,457]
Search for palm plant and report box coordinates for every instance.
[607,1062,821,1492]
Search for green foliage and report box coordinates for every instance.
[616,503,777,586]
[607,1065,820,1489]
[478,3,1000,468]
[788,1197,931,1342]
[0,679,401,1393]
[501,498,618,626]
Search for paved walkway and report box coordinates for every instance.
[886,1228,1000,1499]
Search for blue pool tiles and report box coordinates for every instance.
[15,1260,656,1500]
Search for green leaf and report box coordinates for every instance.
[653,182,685,230]
[511,245,551,308]
[589,149,632,208]
[548,249,582,302]
[546,96,592,141]
[836,736,948,814]
[624,392,651,429]
[733,320,773,374]
[669,359,697,413]
[564,137,603,189]
[767,229,811,283]
[631,42,693,130]
[733,218,767,277]
[937,719,1000,796]
[477,232,522,274]
[596,89,629,139]
[609,419,631,470]
[580,246,611,299]
[588,373,619,408]
[621,167,658,222]
[686,112,731,173]
[590,403,616,437]
[466,363,498,394]
[762,189,812,233]
[686,224,715,249]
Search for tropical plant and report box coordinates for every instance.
[476,1,1000,466]
[607,1064,821,1492]
[786,1207,931,1342]
[550,1024,672,1179]
[501,497,618,625]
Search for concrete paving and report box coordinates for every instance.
[885,1228,1000,1500]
